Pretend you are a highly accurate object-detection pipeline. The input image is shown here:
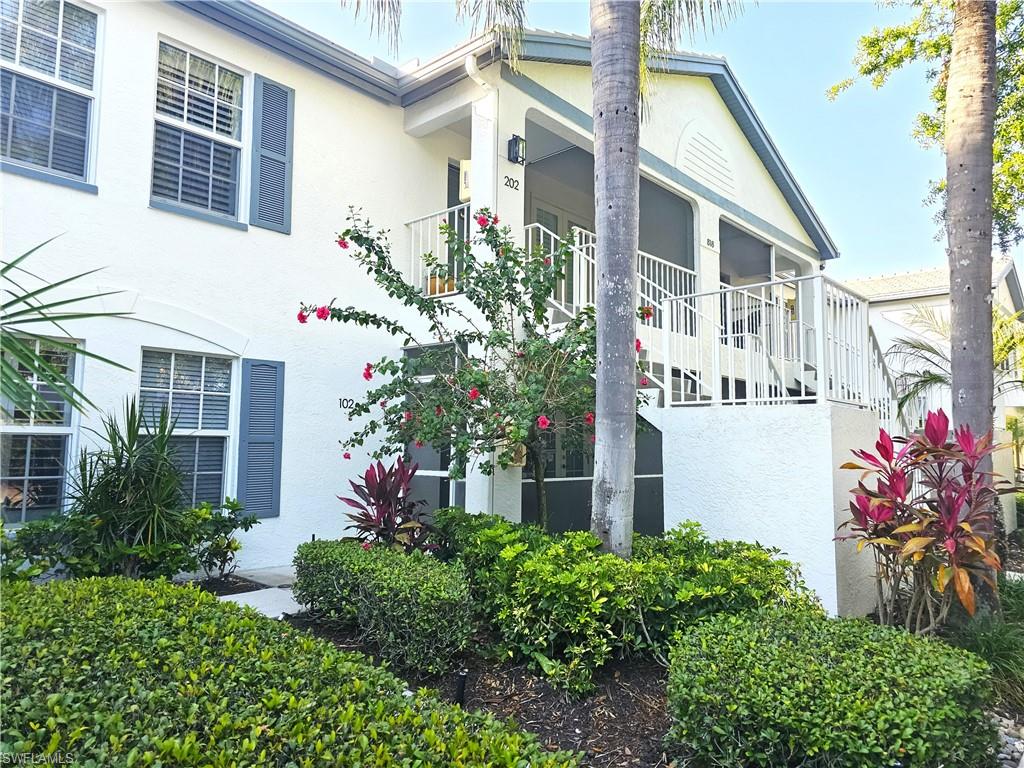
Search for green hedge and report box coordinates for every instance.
[434,509,811,693]
[293,539,472,673]
[0,578,579,767]
[666,607,998,767]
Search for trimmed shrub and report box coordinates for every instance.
[0,578,580,767]
[666,607,998,767]
[293,539,472,673]
[435,508,810,693]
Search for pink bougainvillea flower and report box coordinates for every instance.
[362,364,373,381]
[640,376,649,386]
[537,415,551,430]
[316,305,330,321]
[584,411,595,426]
[297,310,309,324]
[543,256,552,266]
[491,214,500,225]
[924,409,950,446]
[476,214,490,229]
[468,387,480,401]
[343,452,351,460]
[361,540,372,551]
[404,411,413,422]
[640,305,654,320]
[379,400,388,408]
[635,338,642,353]
[337,236,349,249]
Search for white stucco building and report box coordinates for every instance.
[2,0,914,613]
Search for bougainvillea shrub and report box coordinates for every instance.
[838,408,1010,633]
[297,209,651,529]
[1,578,579,767]
[666,607,997,767]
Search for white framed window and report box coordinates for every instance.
[139,348,232,507]
[1,339,77,524]
[150,41,244,220]
[1,0,100,181]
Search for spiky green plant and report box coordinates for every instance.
[2,239,128,420]
[887,305,1024,414]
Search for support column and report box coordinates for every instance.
[696,203,722,401]
[463,85,523,519]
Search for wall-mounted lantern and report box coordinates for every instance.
[507,134,527,165]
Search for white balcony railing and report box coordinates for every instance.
[405,202,471,296]
[660,275,911,430]
[405,207,907,430]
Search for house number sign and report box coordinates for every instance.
[339,398,355,409]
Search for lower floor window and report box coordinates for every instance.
[170,435,225,507]
[0,433,67,523]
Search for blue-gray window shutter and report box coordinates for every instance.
[237,359,285,518]
[249,75,294,234]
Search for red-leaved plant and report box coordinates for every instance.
[839,409,1008,634]
[339,457,434,552]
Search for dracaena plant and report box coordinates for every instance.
[338,457,434,552]
[839,409,1010,634]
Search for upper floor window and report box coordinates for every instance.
[1,0,98,181]
[150,41,243,219]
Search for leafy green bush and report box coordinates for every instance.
[667,607,998,767]
[293,539,472,673]
[1002,574,1024,624]
[435,509,809,693]
[0,578,579,766]
[948,615,1024,712]
[6,400,258,582]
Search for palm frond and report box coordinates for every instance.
[1,242,130,419]
[339,0,403,53]
[456,0,526,70]
[638,0,743,105]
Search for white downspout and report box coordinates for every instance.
[464,53,491,91]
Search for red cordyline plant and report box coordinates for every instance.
[338,457,434,553]
[838,409,1009,634]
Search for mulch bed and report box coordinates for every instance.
[193,574,265,596]
[285,615,671,767]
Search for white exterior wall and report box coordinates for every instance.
[651,402,879,616]
[2,0,469,567]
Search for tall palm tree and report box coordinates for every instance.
[945,0,997,439]
[341,0,738,557]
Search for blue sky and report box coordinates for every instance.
[257,0,1020,280]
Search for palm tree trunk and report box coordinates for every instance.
[589,0,640,558]
[946,0,998,615]
[946,0,996,441]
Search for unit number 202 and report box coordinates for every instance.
[503,175,520,191]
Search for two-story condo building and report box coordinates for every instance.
[2,0,920,613]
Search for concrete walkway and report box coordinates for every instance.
[218,564,300,619]
[220,586,302,619]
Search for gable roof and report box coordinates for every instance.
[846,258,1023,309]
[174,1,839,260]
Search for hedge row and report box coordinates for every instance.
[666,607,998,767]
[434,509,811,692]
[0,578,580,767]
[292,540,472,673]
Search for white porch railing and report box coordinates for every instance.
[659,275,912,430]
[405,202,471,296]
[404,208,908,431]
